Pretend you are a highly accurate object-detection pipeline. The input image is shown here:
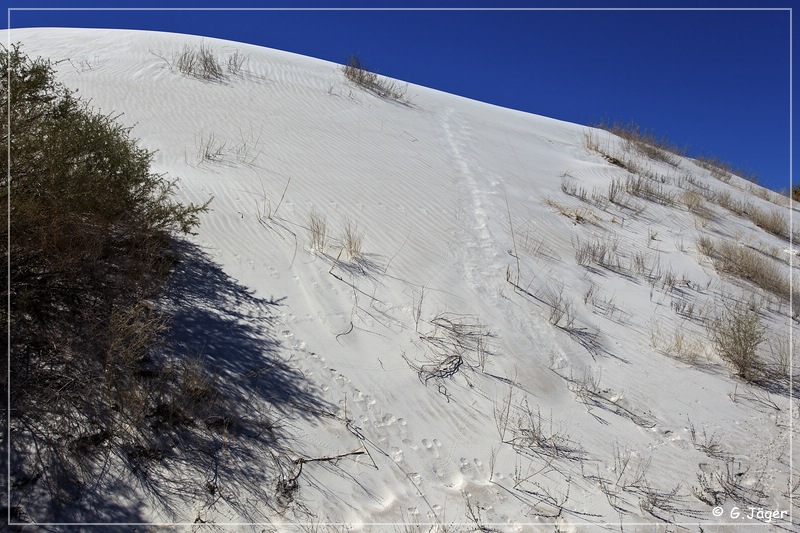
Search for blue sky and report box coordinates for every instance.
[5,1,796,193]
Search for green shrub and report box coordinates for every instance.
[3,44,209,516]
[709,301,765,382]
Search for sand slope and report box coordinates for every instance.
[7,28,798,531]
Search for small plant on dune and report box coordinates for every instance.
[226,48,248,76]
[404,313,490,396]
[341,217,364,261]
[342,53,377,88]
[196,131,227,163]
[540,281,575,328]
[695,155,734,182]
[697,237,796,310]
[176,44,224,80]
[681,190,713,220]
[152,44,247,82]
[595,120,684,167]
[709,300,765,382]
[308,209,328,252]
[748,207,789,240]
[342,53,408,101]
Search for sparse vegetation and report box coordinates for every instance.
[226,48,248,75]
[152,44,248,81]
[573,235,622,271]
[404,313,490,396]
[621,175,677,206]
[597,120,684,167]
[694,155,734,182]
[341,217,364,261]
[308,209,328,252]
[698,238,793,306]
[540,281,576,328]
[681,190,713,220]
[179,44,223,79]
[342,53,408,101]
[748,206,789,240]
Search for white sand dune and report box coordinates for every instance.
[7,28,797,531]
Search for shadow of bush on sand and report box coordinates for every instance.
[160,240,332,419]
[143,239,338,522]
[11,239,335,526]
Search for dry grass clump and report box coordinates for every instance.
[707,189,752,216]
[695,155,734,182]
[681,190,713,220]
[596,120,685,167]
[573,236,623,271]
[226,48,248,75]
[539,281,576,328]
[650,321,705,365]
[561,177,611,209]
[342,53,408,101]
[308,209,328,252]
[766,336,794,379]
[703,188,791,240]
[152,45,249,81]
[176,44,224,80]
[341,217,364,261]
[618,175,677,206]
[544,197,602,225]
[697,238,793,307]
[748,207,789,240]
[696,235,716,258]
[695,154,759,185]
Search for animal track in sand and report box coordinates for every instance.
[402,438,418,451]
[391,447,404,462]
[421,438,442,458]
[459,457,488,482]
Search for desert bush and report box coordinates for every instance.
[4,44,209,517]
[709,301,765,381]
[342,53,407,101]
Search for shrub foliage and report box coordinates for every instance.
[2,44,209,517]
[710,301,765,382]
